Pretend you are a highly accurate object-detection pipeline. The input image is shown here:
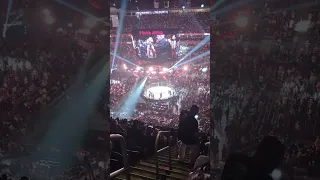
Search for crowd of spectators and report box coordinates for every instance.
[0,10,101,180]
[0,29,87,153]
[117,12,210,33]
[212,0,320,177]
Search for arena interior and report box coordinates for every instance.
[109,4,211,179]
[0,0,320,180]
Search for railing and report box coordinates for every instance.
[154,131,173,180]
[110,134,131,180]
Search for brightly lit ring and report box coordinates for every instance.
[143,84,176,100]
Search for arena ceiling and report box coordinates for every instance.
[0,0,212,21]
[14,0,111,30]
[0,0,110,19]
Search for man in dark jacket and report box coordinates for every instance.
[178,105,200,166]
[155,34,172,59]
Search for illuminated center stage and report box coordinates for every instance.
[143,86,175,100]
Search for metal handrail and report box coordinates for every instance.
[154,131,173,180]
[110,134,131,180]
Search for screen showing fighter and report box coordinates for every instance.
[131,29,180,63]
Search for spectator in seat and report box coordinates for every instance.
[246,136,285,180]
[222,136,285,180]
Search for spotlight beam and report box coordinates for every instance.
[117,77,148,118]
[191,12,206,32]
[210,0,225,12]
[111,52,139,67]
[174,51,210,68]
[3,0,13,38]
[170,36,209,69]
[211,0,256,16]
[54,0,109,26]
[111,0,128,73]
[36,55,109,167]
[116,80,139,111]
[11,13,23,24]
[3,13,23,30]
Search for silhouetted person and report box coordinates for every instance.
[222,136,285,180]
[178,105,200,167]
[222,152,251,180]
[146,37,155,58]
[246,136,285,180]
[155,34,172,59]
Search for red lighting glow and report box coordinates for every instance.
[183,66,188,71]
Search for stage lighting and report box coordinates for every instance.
[195,115,199,119]
[42,9,50,16]
[183,65,188,71]
[84,16,97,28]
[201,4,204,8]
[149,67,153,71]
[44,16,55,25]
[182,6,185,9]
[136,66,141,71]
[235,15,248,27]
[201,67,208,72]
[163,67,168,71]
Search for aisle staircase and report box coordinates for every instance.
[110,132,190,180]
[114,147,189,180]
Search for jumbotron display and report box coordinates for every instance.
[130,29,180,63]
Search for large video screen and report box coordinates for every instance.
[131,29,180,63]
